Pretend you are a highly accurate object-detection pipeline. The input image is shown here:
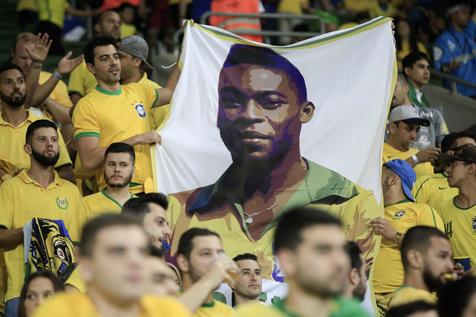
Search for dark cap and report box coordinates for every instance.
[118,35,154,70]
[438,144,476,167]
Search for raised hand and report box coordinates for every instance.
[24,33,52,63]
[57,51,84,75]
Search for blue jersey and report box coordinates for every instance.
[433,21,476,97]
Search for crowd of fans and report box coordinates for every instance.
[0,1,476,317]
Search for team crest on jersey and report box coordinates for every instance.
[56,197,69,210]
[135,103,146,118]
[394,210,405,218]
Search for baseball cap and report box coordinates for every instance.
[384,159,416,201]
[438,144,476,167]
[388,105,430,127]
[118,35,154,70]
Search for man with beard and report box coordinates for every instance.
[68,10,122,105]
[0,63,73,184]
[371,159,444,316]
[236,207,369,317]
[65,192,172,293]
[33,213,191,317]
[389,226,454,308]
[73,36,179,195]
[0,119,81,317]
[231,253,263,307]
[77,142,135,229]
[343,241,366,302]
[176,228,237,317]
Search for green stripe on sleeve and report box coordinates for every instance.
[74,131,100,140]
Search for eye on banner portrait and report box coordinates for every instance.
[152,18,396,282]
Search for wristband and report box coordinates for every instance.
[53,70,63,80]
[411,154,419,165]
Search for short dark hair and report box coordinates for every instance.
[221,44,308,104]
[84,36,118,65]
[386,300,437,317]
[122,192,169,217]
[105,142,135,164]
[17,270,64,317]
[0,62,24,77]
[438,277,476,317]
[402,51,430,76]
[273,207,342,254]
[25,119,58,144]
[400,226,449,270]
[441,131,476,153]
[177,227,221,259]
[345,241,363,271]
[80,213,143,257]
[233,253,258,263]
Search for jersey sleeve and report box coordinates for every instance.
[72,100,100,140]
[417,205,445,231]
[433,35,454,70]
[52,80,73,108]
[413,176,433,204]
[0,181,14,229]
[56,128,73,167]
[68,64,86,97]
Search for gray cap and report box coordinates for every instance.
[118,35,154,70]
[389,104,430,126]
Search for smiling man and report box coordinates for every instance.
[168,44,380,280]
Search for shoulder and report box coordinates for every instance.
[80,192,102,204]
[58,178,81,196]
[141,296,191,316]
[213,300,235,313]
[32,293,93,317]
[236,302,277,317]
[331,297,370,317]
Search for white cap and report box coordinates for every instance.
[389,105,430,126]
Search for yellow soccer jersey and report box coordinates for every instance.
[373,200,444,293]
[64,266,86,293]
[168,161,381,279]
[413,173,458,207]
[121,23,137,37]
[389,286,436,308]
[236,298,370,317]
[39,71,73,108]
[433,193,476,269]
[135,73,171,130]
[37,0,69,27]
[32,292,191,317]
[78,189,134,230]
[0,170,81,301]
[0,110,72,176]
[194,300,234,317]
[73,83,158,194]
[17,0,38,12]
[383,143,434,178]
[67,61,97,98]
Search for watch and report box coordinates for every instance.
[411,154,419,165]
[394,232,402,244]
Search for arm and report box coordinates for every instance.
[76,132,161,172]
[154,65,181,107]
[405,147,441,168]
[24,34,52,107]
[57,165,75,184]
[70,93,82,105]
[31,52,83,107]
[178,256,238,312]
[0,228,23,251]
[43,98,72,125]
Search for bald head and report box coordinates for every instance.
[11,32,38,74]
[95,11,121,40]
[392,73,409,107]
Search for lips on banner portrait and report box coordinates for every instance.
[152,17,396,308]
